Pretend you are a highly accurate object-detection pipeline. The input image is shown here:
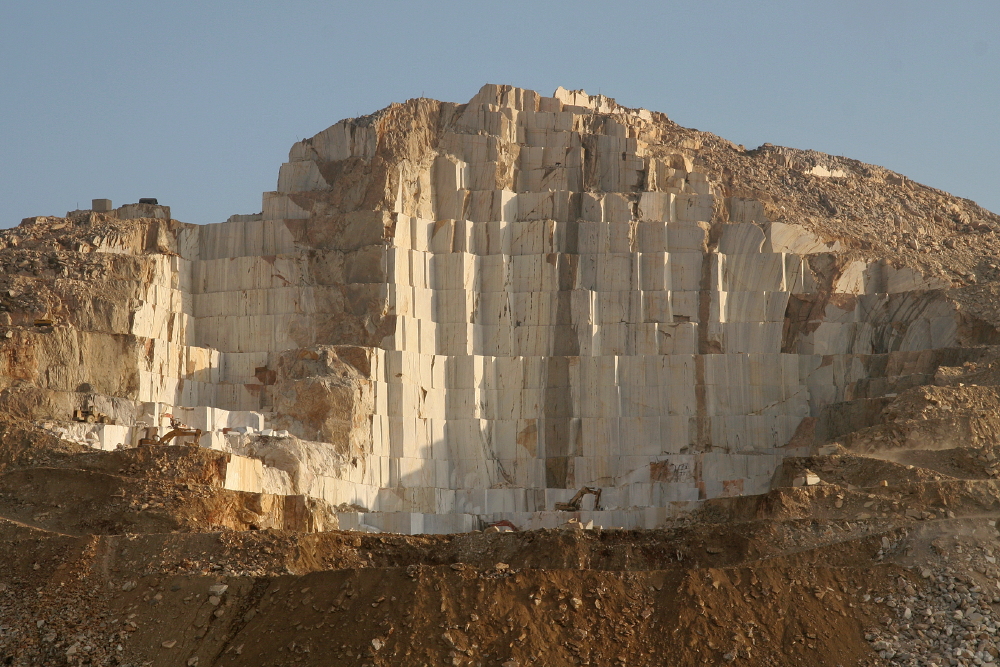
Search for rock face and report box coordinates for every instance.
[2,84,999,534]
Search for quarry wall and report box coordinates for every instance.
[0,84,980,533]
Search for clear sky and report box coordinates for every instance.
[1,1,997,227]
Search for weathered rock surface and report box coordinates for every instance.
[6,83,1000,666]
[2,85,1000,535]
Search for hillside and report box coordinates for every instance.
[2,84,1000,665]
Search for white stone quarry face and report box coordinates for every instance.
[18,84,969,534]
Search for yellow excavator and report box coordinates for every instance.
[138,418,203,447]
[555,487,602,511]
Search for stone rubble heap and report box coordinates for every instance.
[869,570,1000,666]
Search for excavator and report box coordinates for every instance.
[138,418,203,447]
[554,486,602,511]
[486,519,519,532]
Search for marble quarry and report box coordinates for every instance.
[4,84,975,533]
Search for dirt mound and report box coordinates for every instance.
[0,434,338,537]
[776,454,959,488]
[0,513,899,667]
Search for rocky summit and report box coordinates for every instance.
[2,84,1000,666]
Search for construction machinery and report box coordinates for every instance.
[485,519,519,532]
[138,418,203,447]
[555,486,602,511]
[73,408,114,424]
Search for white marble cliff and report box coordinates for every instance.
[0,85,977,533]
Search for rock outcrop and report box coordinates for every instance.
[10,84,1000,667]
[1,84,999,534]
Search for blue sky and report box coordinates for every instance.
[1,1,997,226]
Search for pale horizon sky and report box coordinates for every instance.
[2,1,997,226]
